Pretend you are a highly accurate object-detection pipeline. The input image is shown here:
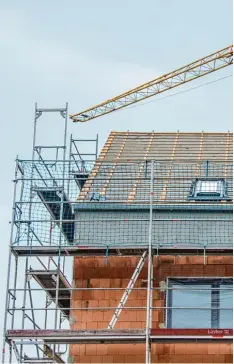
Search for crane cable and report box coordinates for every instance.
[112,74,233,114]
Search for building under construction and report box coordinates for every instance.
[2,46,233,364]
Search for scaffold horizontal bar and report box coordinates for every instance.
[11,245,233,257]
[34,145,66,149]
[7,329,145,344]
[6,329,232,344]
[37,108,66,112]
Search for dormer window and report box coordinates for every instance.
[188,178,227,201]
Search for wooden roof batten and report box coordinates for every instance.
[77,131,233,203]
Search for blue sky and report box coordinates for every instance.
[0,0,232,356]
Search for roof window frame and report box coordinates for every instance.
[188,178,228,201]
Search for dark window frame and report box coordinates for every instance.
[166,278,233,329]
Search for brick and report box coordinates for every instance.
[130,256,140,267]
[92,290,105,300]
[153,256,160,266]
[131,299,144,307]
[81,311,93,322]
[152,311,159,322]
[158,354,171,363]
[127,355,143,362]
[72,299,83,308]
[160,256,175,264]
[86,344,97,356]
[97,299,109,308]
[136,310,146,321]
[151,354,159,363]
[184,355,203,363]
[82,267,96,279]
[104,290,111,299]
[128,310,137,321]
[164,344,175,355]
[77,257,96,267]
[97,321,109,329]
[92,311,104,322]
[204,265,219,276]
[106,257,117,267]
[225,266,233,276]
[219,343,232,354]
[175,343,187,354]
[103,311,112,321]
[121,279,129,288]
[207,256,224,264]
[116,321,131,329]
[87,321,98,330]
[128,343,145,355]
[158,267,172,276]
[93,257,102,267]
[109,298,119,307]
[77,344,86,355]
[74,279,87,288]
[102,356,113,363]
[127,321,139,329]
[175,256,190,265]
[202,354,215,363]
[110,278,122,287]
[137,289,147,298]
[110,290,122,299]
[222,256,233,265]
[90,355,102,363]
[82,290,94,300]
[76,355,91,363]
[123,257,133,268]
[113,355,126,363]
[208,344,220,355]
[73,291,83,300]
[73,322,87,330]
[101,279,111,288]
[153,299,164,308]
[96,345,108,356]
[215,266,228,276]
[89,300,99,308]
[90,279,100,288]
[107,344,118,355]
[159,354,190,363]
[188,256,205,265]
[185,343,208,355]
[188,265,205,276]
[225,354,233,363]
[213,354,226,363]
[152,344,164,355]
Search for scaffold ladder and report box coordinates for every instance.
[107,250,147,330]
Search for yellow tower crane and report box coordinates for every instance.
[70,45,233,123]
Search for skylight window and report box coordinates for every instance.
[189,178,227,201]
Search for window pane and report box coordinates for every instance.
[170,284,211,328]
[220,285,233,328]
[171,309,211,328]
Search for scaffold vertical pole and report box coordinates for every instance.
[2,158,19,363]
[54,103,68,356]
[146,160,154,363]
[95,134,99,159]
[20,103,40,360]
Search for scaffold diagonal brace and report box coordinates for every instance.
[107,250,147,330]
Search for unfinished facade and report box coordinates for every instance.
[2,106,233,364]
[70,131,233,363]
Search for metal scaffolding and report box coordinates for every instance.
[2,107,233,363]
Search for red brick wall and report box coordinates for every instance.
[70,255,233,363]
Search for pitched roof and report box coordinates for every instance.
[78,132,233,203]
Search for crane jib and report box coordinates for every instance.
[70,45,233,123]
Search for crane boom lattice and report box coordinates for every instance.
[70,45,233,122]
